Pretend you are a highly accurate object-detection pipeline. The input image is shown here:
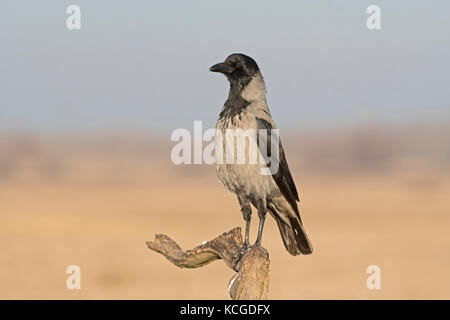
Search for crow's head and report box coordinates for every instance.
[209,53,260,90]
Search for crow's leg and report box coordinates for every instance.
[253,199,267,247]
[234,196,252,260]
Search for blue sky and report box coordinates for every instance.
[1,1,449,134]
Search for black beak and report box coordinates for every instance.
[209,62,234,74]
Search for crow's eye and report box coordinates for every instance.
[227,60,241,69]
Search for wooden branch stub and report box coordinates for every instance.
[228,246,270,300]
[146,227,270,299]
[146,227,243,270]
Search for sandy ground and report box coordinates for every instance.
[1,170,450,299]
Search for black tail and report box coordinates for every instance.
[274,216,313,255]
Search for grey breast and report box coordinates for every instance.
[215,103,275,201]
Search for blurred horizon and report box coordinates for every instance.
[1,119,449,185]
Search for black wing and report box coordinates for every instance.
[256,117,300,214]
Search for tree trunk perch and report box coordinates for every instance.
[146,227,270,299]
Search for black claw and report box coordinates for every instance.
[233,244,250,261]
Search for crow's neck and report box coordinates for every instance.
[240,73,266,102]
[220,73,266,121]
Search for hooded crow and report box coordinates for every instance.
[210,53,313,257]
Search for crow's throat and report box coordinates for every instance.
[219,78,252,122]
